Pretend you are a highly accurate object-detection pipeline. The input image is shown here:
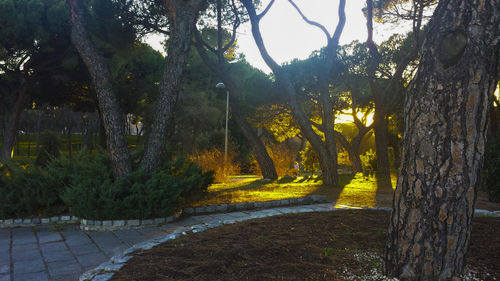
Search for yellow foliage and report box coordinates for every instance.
[252,142,297,177]
[191,148,240,183]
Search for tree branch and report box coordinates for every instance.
[222,0,241,53]
[288,0,330,41]
[257,0,275,21]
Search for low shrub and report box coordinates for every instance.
[0,162,67,218]
[0,152,214,220]
[191,148,239,183]
[61,155,214,220]
[482,133,500,202]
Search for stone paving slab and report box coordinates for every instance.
[13,258,45,275]
[63,231,93,247]
[47,259,82,278]
[75,252,107,268]
[0,264,9,274]
[38,231,63,245]
[69,242,101,256]
[12,229,37,246]
[13,271,48,281]
[11,245,41,262]
[113,229,144,246]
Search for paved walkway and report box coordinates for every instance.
[0,203,342,281]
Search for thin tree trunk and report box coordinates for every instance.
[385,0,500,279]
[373,107,390,174]
[140,0,205,172]
[0,87,28,163]
[67,0,131,178]
[35,108,42,153]
[68,127,72,158]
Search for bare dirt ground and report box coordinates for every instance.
[111,210,500,281]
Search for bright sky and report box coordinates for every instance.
[237,0,402,73]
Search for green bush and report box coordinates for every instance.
[0,151,214,220]
[61,154,214,220]
[482,133,500,202]
[0,162,67,218]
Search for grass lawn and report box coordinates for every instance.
[189,173,398,209]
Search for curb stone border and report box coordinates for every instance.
[0,215,79,228]
[0,195,328,230]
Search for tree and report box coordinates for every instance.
[193,0,278,179]
[241,0,346,186]
[384,0,500,279]
[365,0,430,174]
[139,0,207,172]
[0,0,76,163]
[67,0,133,178]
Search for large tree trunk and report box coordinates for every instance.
[140,0,205,172]
[0,87,28,163]
[385,0,500,279]
[67,0,131,178]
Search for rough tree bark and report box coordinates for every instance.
[0,86,28,163]
[140,0,205,172]
[67,0,132,178]
[241,0,346,186]
[385,0,500,279]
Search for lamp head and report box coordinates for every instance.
[215,82,226,89]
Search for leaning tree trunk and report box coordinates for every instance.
[385,0,500,279]
[224,81,278,180]
[0,87,28,163]
[140,0,205,173]
[67,0,131,178]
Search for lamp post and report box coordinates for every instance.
[216,82,229,164]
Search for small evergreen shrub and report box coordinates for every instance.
[62,155,214,220]
[482,133,500,202]
[0,151,213,220]
[0,162,66,218]
[36,130,62,166]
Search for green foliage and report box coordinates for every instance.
[0,152,213,220]
[36,130,62,166]
[482,133,500,202]
[0,162,66,218]
[62,154,214,220]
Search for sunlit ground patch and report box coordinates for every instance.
[334,173,397,208]
[190,176,321,207]
[335,173,379,208]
